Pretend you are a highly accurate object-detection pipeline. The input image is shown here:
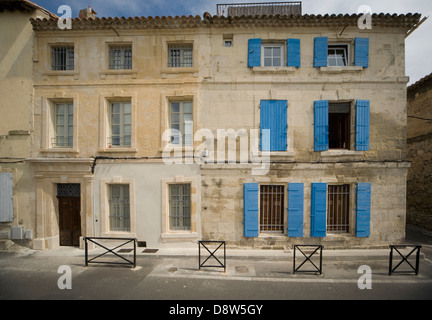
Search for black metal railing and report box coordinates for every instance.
[84,237,137,268]
[293,245,323,275]
[198,241,226,272]
[389,245,422,275]
[217,2,302,17]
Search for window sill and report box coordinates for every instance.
[161,232,198,242]
[252,66,297,73]
[99,69,138,78]
[101,232,137,239]
[43,71,78,76]
[320,150,363,160]
[98,147,137,153]
[319,66,364,73]
[158,145,194,153]
[251,151,295,161]
[40,148,79,154]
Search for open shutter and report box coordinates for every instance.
[356,183,371,237]
[354,38,369,68]
[0,173,13,222]
[286,38,301,68]
[314,100,329,151]
[248,38,261,68]
[287,183,304,237]
[244,183,259,237]
[260,100,287,151]
[311,183,327,237]
[313,37,328,67]
[355,100,370,151]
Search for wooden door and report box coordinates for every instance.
[58,197,81,246]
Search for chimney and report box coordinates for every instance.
[79,6,97,19]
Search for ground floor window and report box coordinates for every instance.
[260,185,285,233]
[169,184,191,231]
[109,184,130,232]
[327,184,350,233]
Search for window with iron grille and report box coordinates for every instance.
[109,184,130,232]
[108,102,131,147]
[109,45,132,69]
[169,184,191,231]
[260,185,284,233]
[53,103,73,148]
[168,44,193,67]
[51,46,74,70]
[327,184,350,233]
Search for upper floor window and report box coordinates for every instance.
[262,43,284,67]
[168,44,193,68]
[327,44,349,67]
[109,102,131,148]
[51,46,74,71]
[109,45,132,70]
[314,37,369,68]
[170,101,193,146]
[53,102,73,148]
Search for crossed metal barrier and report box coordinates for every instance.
[293,245,324,275]
[388,245,422,276]
[198,240,226,272]
[84,237,137,268]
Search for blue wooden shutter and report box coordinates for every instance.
[356,183,371,237]
[311,183,327,237]
[355,100,370,151]
[354,38,369,68]
[286,38,301,68]
[244,183,259,237]
[248,38,261,68]
[287,183,304,237]
[314,100,329,151]
[313,37,328,67]
[260,100,287,151]
[0,173,13,222]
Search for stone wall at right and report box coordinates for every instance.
[407,74,432,230]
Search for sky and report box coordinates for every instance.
[33,0,432,85]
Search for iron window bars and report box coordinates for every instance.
[168,44,193,67]
[51,46,74,71]
[109,45,132,70]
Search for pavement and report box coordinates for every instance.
[1,224,432,300]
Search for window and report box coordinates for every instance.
[108,184,130,232]
[170,101,193,146]
[168,44,193,67]
[109,45,132,70]
[0,173,13,222]
[51,46,74,70]
[260,100,287,151]
[327,44,349,67]
[329,103,350,149]
[248,38,300,68]
[314,37,369,68]
[53,103,73,148]
[314,100,370,152]
[109,102,131,147]
[327,185,350,233]
[260,185,284,233]
[262,44,284,67]
[169,184,191,231]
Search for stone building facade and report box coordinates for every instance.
[407,73,432,230]
[0,1,423,249]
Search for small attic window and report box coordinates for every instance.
[223,34,233,47]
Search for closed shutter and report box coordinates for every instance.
[313,37,328,67]
[355,100,370,151]
[0,173,13,222]
[311,183,327,237]
[287,183,304,237]
[354,38,369,68]
[356,183,371,237]
[314,100,329,151]
[286,38,301,67]
[244,183,259,237]
[248,38,261,68]
[260,100,287,151]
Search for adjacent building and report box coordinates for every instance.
[0,1,423,250]
[407,72,432,230]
